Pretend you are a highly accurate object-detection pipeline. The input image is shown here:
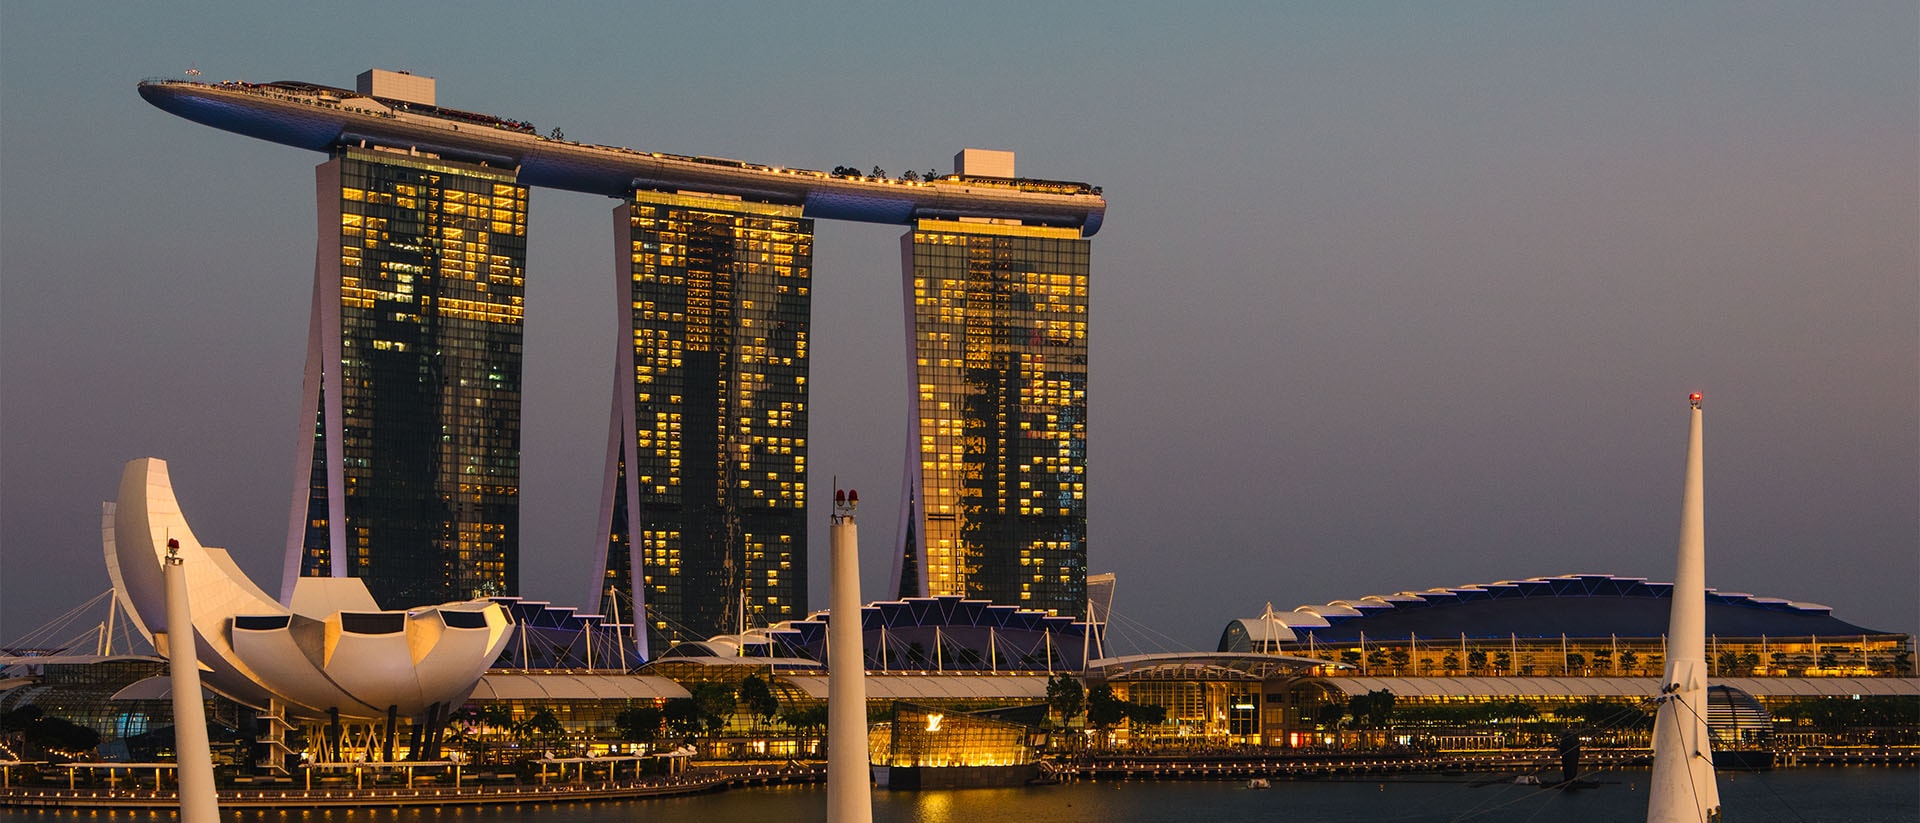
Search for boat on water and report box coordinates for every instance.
[1246,778,1271,790]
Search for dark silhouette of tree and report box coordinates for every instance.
[1591,648,1614,674]
[1554,699,1650,730]
[1085,684,1127,740]
[687,681,737,735]
[1084,683,1165,744]
[1123,702,1168,727]
[513,708,566,749]
[1467,650,1488,673]
[1716,650,1739,675]
[1366,648,1389,673]
[1772,696,1919,732]
[1,706,98,760]
[663,698,703,738]
[1316,702,1347,730]
[615,706,662,745]
[738,674,779,733]
[778,704,829,753]
[870,165,886,178]
[1388,648,1411,674]
[1348,689,1396,729]
[1046,674,1084,730]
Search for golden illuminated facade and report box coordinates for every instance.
[894,220,1089,616]
[595,191,812,654]
[869,702,1036,769]
[284,148,528,608]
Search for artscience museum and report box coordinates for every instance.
[101,458,516,760]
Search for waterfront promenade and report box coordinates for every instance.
[0,763,821,810]
[4,748,1913,810]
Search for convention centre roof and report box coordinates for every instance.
[1308,676,1920,699]
[1221,574,1892,650]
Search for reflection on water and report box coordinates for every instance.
[4,769,1912,823]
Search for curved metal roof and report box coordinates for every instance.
[778,673,1051,702]
[1305,676,1920,700]
[1088,652,1327,682]
[467,673,689,701]
[1224,574,1891,646]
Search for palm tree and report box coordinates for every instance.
[513,708,567,754]
[778,705,829,756]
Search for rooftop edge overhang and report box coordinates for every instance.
[138,79,1106,236]
[1087,652,1333,683]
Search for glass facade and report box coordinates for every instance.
[898,220,1089,617]
[870,702,1036,768]
[295,148,527,607]
[1269,633,1915,679]
[602,191,812,651]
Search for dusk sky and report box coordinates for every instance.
[3,3,1914,650]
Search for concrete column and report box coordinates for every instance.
[162,539,219,823]
[827,489,873,823]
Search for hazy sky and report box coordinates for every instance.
[3,3,1914,651]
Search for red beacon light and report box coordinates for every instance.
[1688,392,1703,409]
[832,488,860,517]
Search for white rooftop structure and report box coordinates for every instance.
[356,68,435,106]
[954,148,1015,178]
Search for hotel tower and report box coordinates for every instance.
[593,192,813,653]
[890,151,1091,618]
[279,73,529,609]
[284,146,529,608]
[139,71,1104,645]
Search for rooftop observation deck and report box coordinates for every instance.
[137,78,1106,235]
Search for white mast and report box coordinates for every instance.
[609,586,628,671]
[826,489,873,823]
[102,593,119,656]
[161,539,220,823]
[1648,392,1721,823]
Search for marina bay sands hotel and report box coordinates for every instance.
[139,70,1106,656]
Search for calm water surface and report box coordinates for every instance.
[5,768,1912,822]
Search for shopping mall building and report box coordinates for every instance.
[1200,573,1915,750]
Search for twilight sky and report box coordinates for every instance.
[3,3,1914,650]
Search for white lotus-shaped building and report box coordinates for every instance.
[103,457,513,721]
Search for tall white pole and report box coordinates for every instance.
[103,594,118,656]
[611,587,628,671]
[827,489,873,823]
[1648,393,1720,823]
[161,539,219,823]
